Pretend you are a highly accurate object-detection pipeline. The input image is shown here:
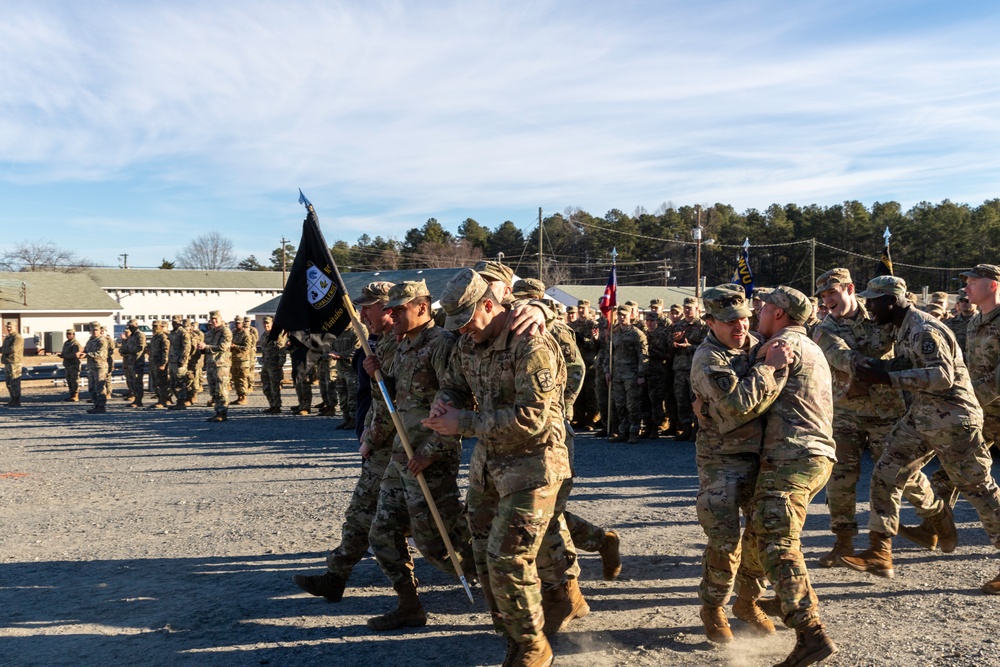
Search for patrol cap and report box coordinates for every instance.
[209,310,221,320]
[682,297,698,307]
[625,300,638,309]
[440,269,489,331]
[758,285,812,322]
[353,281,395,306]
[702,284,753,322]
[127,318,139,326]
[66,328,75,335]
[473,261,514,287]
[182,318,191,326]
[857,275,908,300]
[929,291,949,304]
[512,278,546,299]
[90,320,101,329]
[385,280,431,309]
[243,317,251,325]
[961,264,1000,281]
[925,303,946,318]
[616,304,629,315]
[814,268,853,296]
[669,304,681,313]
[263,316,273,324]
[172,315,183,324]
[644,310,657,321]
[752,287,772,300]
[577,299,591,308]
[650,298,664,307]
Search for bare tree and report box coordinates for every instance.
[175,232,237,270]
[414,238,483,269]
[0,240,93,272]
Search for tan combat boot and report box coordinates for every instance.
[366,580,427,631]
[566,578,591,622]
[599,530,622,580]
[838,531,894,578]
[732,592,776,636]
[541,583,574,635]
[897,517,939,551]
[774,621,838,667]
[983,569,1000,595]
[511,635,553,667]
[927,503,959,553]
[817,530,854,567]
[699,604,734,643]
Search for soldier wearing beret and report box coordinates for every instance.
[59,328,83,402]
[198,310,233,422]
[119,319,146,407]
[425,268,570,667]
[841,275,1000,596]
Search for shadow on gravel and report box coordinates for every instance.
[0,551,501,667]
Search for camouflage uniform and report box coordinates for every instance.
[203,315,233,419]
[316,355,336,411]
[260,317,287,411]
[334,325,365,421]
[609,309,648,438]
[368,314,474,589]
[812,271,913,537]
[104,330,115,398]
[59,331,82,399]
[863,301,1000,545]
[245,318,258,391]
[548,319,585,422]
[965,302,1000,444]
[168,317,192,405]
[119,323,146,405]
[570,315,601,426]
[148,323,171,406]
[948,311,975,355]
[230,320,253,401]
[594,324,618,434]
[672,308,709,434]
[748,288,837,631]
[435,269,570,648]
[1,326,24,403]
[645,321,673,433]
[83,325,110,409]
[186,322,204,402]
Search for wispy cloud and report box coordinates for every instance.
[1,0,1000,264]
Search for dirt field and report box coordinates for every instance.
[2,381,1000,667]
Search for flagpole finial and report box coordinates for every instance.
[884,226,891,242]
[298,189,313,210]
[610,248,618,262]
[743,238,750,250]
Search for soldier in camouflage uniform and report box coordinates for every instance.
[119,319,146,407]
[102,326,115,399]
[750,286,839,665]
[607,305,648,443]
[80,321,109,414]
[314,354,336,414]
[644,310,672,439]
[293,282,398,601]
[361,280,475,632]
[690,284,788,643]
[230,317,252,405]
[198,311,233,422]
[840,275,1000,596]
[148,321,171,409]
[427,268,570,667]
[185,320,204,404]
[672,296,708,441]
[948,291,977,354]
[167,315,192,409]
[59,329,82,402]
[593,321,617,437]
[259,316,287,414]
[333,324,365,429]
[570,300,601,429]
[1,320,24,407]
[811,269,934,564]
[244,317,258,393]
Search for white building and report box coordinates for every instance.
[86,269,285,326]
[0,272,123,354]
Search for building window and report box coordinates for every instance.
[74,323,89,332]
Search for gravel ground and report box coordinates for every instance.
[2,381,1000,667]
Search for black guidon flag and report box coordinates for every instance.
[269,190,351,348]
[876,226,894,277]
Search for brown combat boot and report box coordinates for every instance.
[599,530,622,580]
[699,604,734,643]
[510,635,554,667]
[982,569,1000,595]
[897,517,939,551]
[927,503,959,553]
[732,592,776,636]
[541,583,574,635]
[292,571,346,602]
[566,577,590,622]
[773,621,838,667]
[838,531,894,578]
[366,580,427,631]
[817,530,854,567]
[501,636,519,667]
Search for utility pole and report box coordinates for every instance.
[538,207,543,281]
[118,253,128,269]
[693,205,703,298]
[280,236,288,288]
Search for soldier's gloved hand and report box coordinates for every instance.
[855,360,891,386]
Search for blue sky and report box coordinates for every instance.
[2,0,1000,268]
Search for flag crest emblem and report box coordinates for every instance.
[306,262,334,308]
